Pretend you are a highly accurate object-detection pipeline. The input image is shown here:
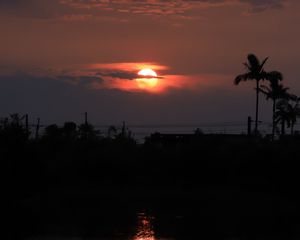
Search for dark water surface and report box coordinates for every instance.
[16,182,297,240]
[28,211,166,240]
[15,182,229,240]
[7,136,300,240]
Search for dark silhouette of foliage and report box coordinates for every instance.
[288,98,300,134]
[78,123,101,140]
[62,121,77,140]
[0,113,29,145]
[194,128,204,135]
[234,54,283,134]
[106,123,135,143]
[259,77,292,139]
[275,98,300,135]
[44,124,62,139]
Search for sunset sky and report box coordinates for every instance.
[0,0,299,126]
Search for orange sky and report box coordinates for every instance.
[0,0,299,125]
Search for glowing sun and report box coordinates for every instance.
[136,68,158,88]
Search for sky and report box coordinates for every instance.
[0,0,299,129]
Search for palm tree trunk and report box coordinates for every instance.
[255,79,259,135]
[272,99,276,140]
[291,123,294,135]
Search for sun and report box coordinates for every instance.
[136,68,158,88]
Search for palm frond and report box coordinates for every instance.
[234,73,252,85]
[243,62,250,70]
[276,99,288,109]
[247,54,260,70]
[289,94,298,101]
[259,57,269,71]
[266,71,283,81]
[259,85,270,98]
[259,84,270,93]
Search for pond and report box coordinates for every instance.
[28,211,176,240]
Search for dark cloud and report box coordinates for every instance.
[0,0,69,19]
[0,0,287,19]
[61,0,223,15]
[240,0,285,13]
[57,75,104,86]
[0,0,24,6]
[97,70,139,80]
[63,0,287,14]
[97,70,163,80]
[0,65,104,88]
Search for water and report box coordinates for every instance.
[28,212,171,240]
[133,213,156,240]
[18,186,292,239]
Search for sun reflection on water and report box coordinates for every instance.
[133,213,156,240]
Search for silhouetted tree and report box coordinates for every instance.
[275,101,288,136]
[114,123,136,145]
[234,54,282,134]
[275,98,300,135]
[0,114,29,144]
[78,123,100,140]
[44,124,62,140]
[63,122,77,140]
[194,128,204,135]
[260,78,292,139]
[288,99,300,135]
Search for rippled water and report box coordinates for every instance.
[133,213,156,240]
[29,212,173,240]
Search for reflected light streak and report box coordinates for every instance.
[133,213,156,240]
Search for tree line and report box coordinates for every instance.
[0,114,134,145]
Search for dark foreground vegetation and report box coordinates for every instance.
[2,115,300,240]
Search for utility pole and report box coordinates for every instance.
[35,118,40,140]
[83,112,89,140]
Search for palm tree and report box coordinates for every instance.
[234,54,282,134]
[288,98,300,135]
[275,100,290,136]
[259,78,291,139]
[275,98,300,135]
